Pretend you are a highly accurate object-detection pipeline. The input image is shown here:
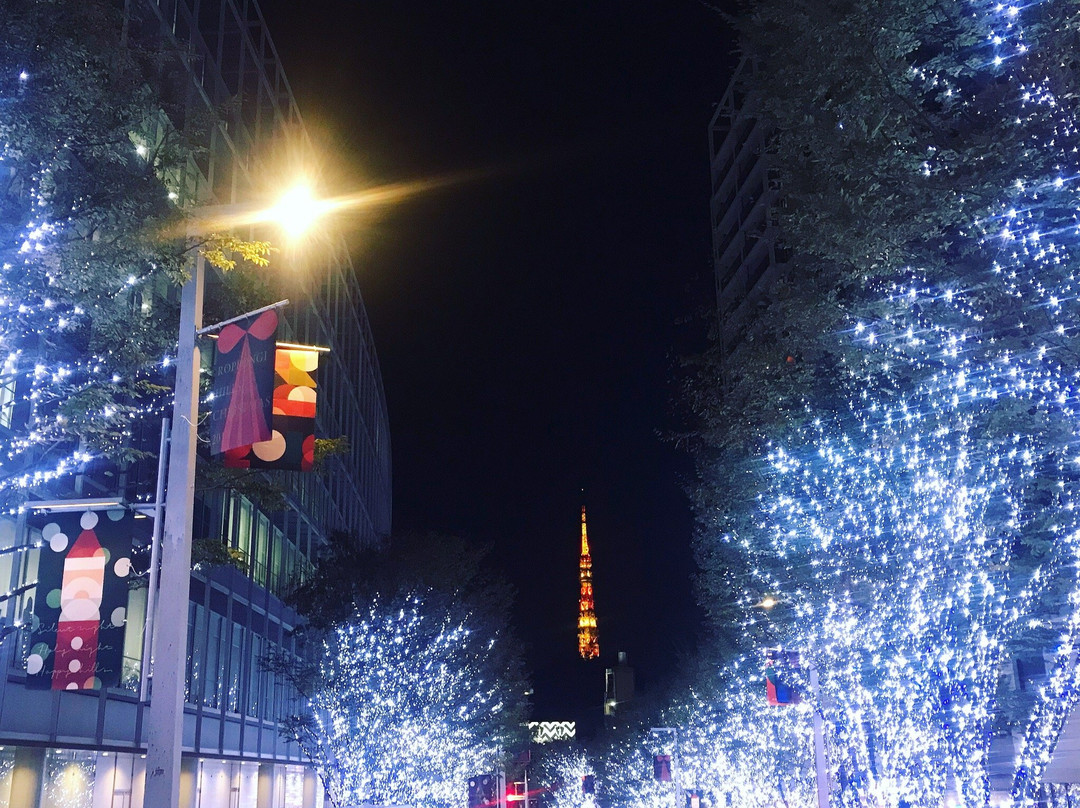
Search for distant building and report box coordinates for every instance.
[527,721,577,744]
[603,651,635,716]
[577,507,599,660]
[0,1,391,806]
[708,56,788,361]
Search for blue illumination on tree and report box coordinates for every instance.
[677,0,1080,804]
[286,593,521,808]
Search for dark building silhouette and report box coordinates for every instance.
[708,57,788,360]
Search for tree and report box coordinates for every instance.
[0,0,193,499]
[0,0,274,505]
[280,531,531,806]
[277,591,530,808]
[531,743,595,808]
[683,0,1080,802]
[588,666,814,808]
[289,529,519,640]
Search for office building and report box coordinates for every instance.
[708,56,788,360]
[0,1,391,806]
[603,651,635,717]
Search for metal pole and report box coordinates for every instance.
[810,664,829,808]
[139,416,170,702]
[144,255,204,808]
[672,731,683,808]
[196,298,289,336]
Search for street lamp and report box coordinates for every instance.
[144,188,326,808]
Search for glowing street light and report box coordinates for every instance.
[267,184,326,240]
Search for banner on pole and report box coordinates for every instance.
[224,344,320,471]
[209,309,278,455]
[468,774,497,808]
[765,648,802,705]
[653,754,672,782]
[26,509,134,690]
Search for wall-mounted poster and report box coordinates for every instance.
[25,508,134,690]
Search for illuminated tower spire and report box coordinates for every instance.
[578,505,599,659]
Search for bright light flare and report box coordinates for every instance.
[182,173,472,239]
[267,185,324,240]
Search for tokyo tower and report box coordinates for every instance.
[577,505,599,659]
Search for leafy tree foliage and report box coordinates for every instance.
[531,742,595,808]
[0,0,194,494]
[289,529,518,635]
[0,1,269,486]
[0,0,301,527]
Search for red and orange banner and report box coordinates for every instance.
[223,345,320,471]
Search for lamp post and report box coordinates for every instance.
[143,250,203,808]
[143,188,324,808]
[809,662,829,808]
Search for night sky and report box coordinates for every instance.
[257,0,736,725]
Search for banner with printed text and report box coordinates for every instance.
[26,509,134,690]
[209,309,278,455]
[224,345,320,471]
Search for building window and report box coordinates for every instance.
[205,611,225,708]
[185,602,199,703]
[253,514,269,587]
[247,634,263,718]
[1017,654,1047,691]
[227,622,244,713]
[235,496,253,568]
[120,585,148,692]
[0,376,15,429]
[269,526,284,593]
[42,750,96,808]
[14,535,40,668]
[0,746,15,807]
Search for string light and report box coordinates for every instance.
[288,594,517,808]
[0,43,189,516]
[653,0,1080,805]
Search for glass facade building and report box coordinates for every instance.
[0,1,391,806]
[708,56,788,362]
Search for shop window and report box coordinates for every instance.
[0,746,14,808]
[42,749,96,808]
